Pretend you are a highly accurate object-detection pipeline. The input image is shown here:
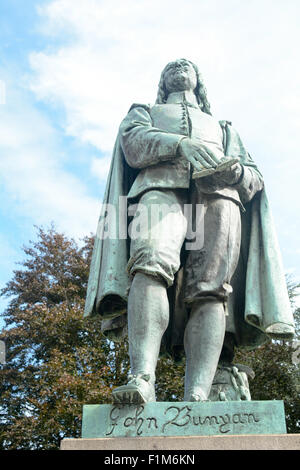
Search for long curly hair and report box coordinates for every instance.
[155,59,212,115]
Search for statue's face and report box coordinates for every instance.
[163,60,197,94]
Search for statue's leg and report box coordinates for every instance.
[128,272,169,378]
[184,195,241,401]
[132,272,169,396]
[183,300,225,401]
[112,272,169,404]
[112,189,187,404]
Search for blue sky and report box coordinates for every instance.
[1,0,300,322]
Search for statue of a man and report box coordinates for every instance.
[84,59,295,404]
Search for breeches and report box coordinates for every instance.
[127,188,241,302]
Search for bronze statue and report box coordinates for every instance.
[84,59,295,404]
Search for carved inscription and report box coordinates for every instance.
[105,404,260,437]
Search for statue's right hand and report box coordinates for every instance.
[178,138,220,172]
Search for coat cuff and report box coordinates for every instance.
[234,166,263,203]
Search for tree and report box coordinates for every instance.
[0,226,129,450]
[233,278,300,433]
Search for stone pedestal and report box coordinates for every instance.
[60,400,299,451]
[60,433,300,450]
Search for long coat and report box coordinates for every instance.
[84,106,295,356]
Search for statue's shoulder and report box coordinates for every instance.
[128,103,152,113]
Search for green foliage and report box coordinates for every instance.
[0,226,129,449]
[234,340,299,433]
[234,278,300,433]
[155,356,185,402]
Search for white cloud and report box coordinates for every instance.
[0,80,99,239]
[29,0,300,154]
[29,0,236,153]
[29,2,300,200]
[90,155,111,182]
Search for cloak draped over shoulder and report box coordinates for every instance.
[84,105,295,351]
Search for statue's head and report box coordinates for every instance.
[156,58,211,115]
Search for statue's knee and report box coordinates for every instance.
[189,298,225,318]
[132,269,170,288]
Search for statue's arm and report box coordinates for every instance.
[233,160,264,203]
[221,122,264,203]
[119,105,185,169]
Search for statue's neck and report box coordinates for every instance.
[166,90,198,107]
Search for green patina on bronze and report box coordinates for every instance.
[81,400,287,438]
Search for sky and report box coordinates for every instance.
[1,0,300,320]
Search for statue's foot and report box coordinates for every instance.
[112,374,155,404]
